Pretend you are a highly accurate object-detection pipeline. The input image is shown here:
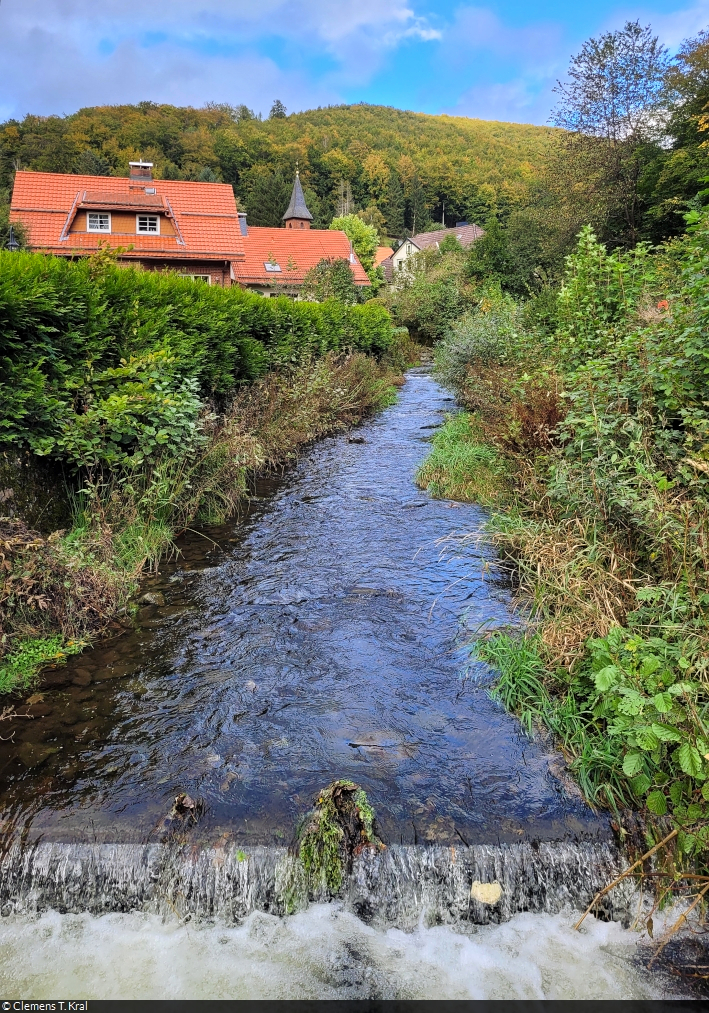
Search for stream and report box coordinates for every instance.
[0,369,686,999]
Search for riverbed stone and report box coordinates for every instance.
[17,741,59,768]
[92,664,134,682]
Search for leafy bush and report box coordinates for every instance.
[300,257,361,304]
[28,351,206,469]
[556,226,654,365]
[434,296,525,385]
[480,612,709,855]
[329,214,378,275]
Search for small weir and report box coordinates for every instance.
[0,370,686,998]
[0,840,625,926]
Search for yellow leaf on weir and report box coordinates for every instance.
[470,880,502,905]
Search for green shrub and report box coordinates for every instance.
[434,297,526,386]
[0,250,393,467]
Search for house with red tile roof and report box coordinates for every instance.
[233,172,370,296]
[235,227,370,296]
[10,162,244,285]
[11,165,370,298]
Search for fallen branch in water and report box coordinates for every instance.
[649,880,709,968]
[574,828,678,930]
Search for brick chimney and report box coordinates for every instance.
[129,161,154,182]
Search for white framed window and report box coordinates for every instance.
[179,274,211,284]
[136,214,160,234]
[264,262,281,272]
[87,212,111,232]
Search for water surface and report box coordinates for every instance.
[0,370,609,846]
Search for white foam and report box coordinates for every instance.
[0,906,678,999]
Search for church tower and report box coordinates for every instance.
[282,170,313,229]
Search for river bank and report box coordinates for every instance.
[1,349,409,695]
[414,225,709,898]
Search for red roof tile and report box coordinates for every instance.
[374,246,394,267]
[10,171,244,262]
[234,227,370,286]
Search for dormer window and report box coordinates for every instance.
[137,214,160,234]
[87,212,111,232]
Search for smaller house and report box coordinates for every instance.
[234,172,370,297]
[383,222,483,283]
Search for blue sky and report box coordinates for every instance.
[1,0,708,125]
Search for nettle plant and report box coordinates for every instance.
[584,620,709,851]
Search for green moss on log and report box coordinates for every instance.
[293,779,384,894]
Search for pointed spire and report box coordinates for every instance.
[282,169,313,222]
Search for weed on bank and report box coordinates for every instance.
[419,218,709,863]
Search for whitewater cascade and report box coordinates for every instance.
[0,839,629,927]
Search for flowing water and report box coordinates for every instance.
[0,370,686,998]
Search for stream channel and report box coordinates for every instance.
[0,369,686,998]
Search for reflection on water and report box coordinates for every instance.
[0,370,610,845]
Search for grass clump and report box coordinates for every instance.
[416,412,507,504]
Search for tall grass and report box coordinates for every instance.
[415,412,507,504]
[423,221,709,863]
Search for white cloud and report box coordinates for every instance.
[0,0,439,118]
[636,1,709,49]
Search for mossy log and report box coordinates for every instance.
[292,780,385,894]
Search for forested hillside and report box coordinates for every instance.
[0,102,553,237]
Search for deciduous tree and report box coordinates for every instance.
[552,20,670,246]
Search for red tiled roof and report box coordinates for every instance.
[374,246,394,267]
[234,227,370,286]
[10,171,244,261]
[81,191,165,209]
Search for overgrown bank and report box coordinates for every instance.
[0,250,410,691]
[417,217,709,866]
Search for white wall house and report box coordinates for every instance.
[382,222,484,285]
